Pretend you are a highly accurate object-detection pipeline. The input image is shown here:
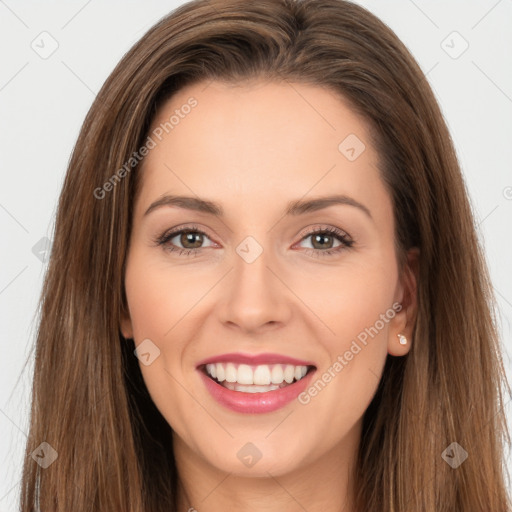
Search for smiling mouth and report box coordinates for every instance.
[200,362,316,393]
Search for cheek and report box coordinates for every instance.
[293,255,397,408]
[293,254,398,347]
[336,266,396,341]
[124,249,207,343]
[123,252,203,437]
[262,262,397,468]
[123,247,217,392]
[123,251,195,394]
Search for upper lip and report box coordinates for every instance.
[196,352,316,368]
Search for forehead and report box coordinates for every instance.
[136,80,390,224]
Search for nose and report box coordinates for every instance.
[217,240,293,334]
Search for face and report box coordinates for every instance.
[121,80,417,478]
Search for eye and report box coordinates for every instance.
[154,224,354,258]
[295,225,354,258]
[155,224,216,257]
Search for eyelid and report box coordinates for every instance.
[293,224,354,255]
[154,223,217,246]
[296,224,352,241]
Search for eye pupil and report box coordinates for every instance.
[312,233,333,249]
[181,231,203,248]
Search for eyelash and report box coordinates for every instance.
[154,223,354,258]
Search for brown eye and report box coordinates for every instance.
[156,225,216,256]
[178,231,204,249]
[296,226,354,258]
[310,232,337,250]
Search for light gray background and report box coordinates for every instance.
[1,0,511,509]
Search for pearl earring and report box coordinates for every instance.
[398,334,408,345]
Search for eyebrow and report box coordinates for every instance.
[144,194,372,220]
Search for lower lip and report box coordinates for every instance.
[198,368,316,414]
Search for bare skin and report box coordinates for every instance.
[121,79,418,512]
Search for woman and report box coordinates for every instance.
[20,0,511,510]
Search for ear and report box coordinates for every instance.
[387,247,419,356]
[120,305,134,340]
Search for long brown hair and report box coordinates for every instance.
[20,0,511,510]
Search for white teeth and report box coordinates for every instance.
[237,364,253,385]
[271,365,284,384]
[253,365,271,385]
[284,365,295,384]
[206,363,216,379]
[204,362,310,388]
[225,363,237,383]
[216,363,225,382]
[223,382,280,393]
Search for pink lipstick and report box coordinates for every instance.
[197,352,316,414]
